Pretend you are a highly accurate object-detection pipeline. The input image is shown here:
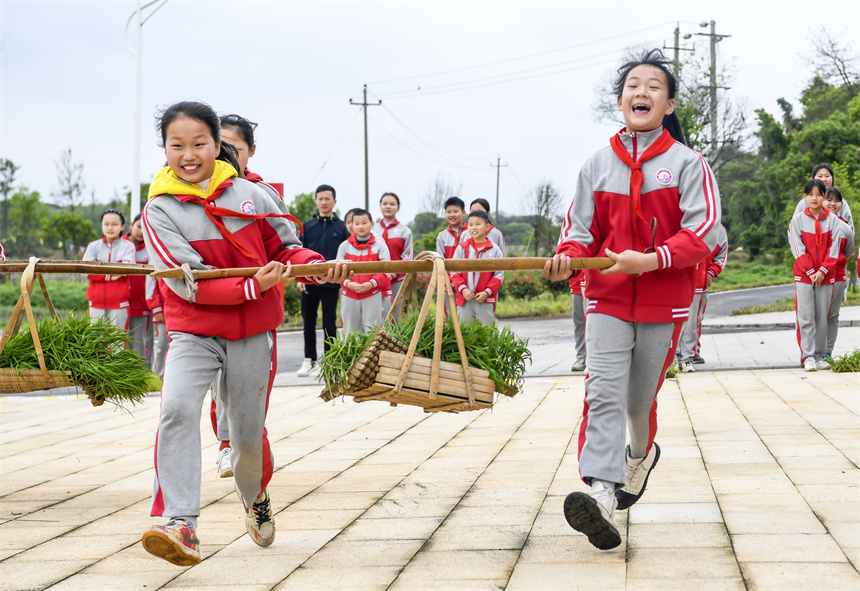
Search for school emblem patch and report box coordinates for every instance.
[655,169,673,185]
[240,200,256,215]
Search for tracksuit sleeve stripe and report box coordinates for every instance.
[693,156,718,238]
[142,201,181,269]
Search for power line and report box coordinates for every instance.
[376,48,625,99]
[307,108,362,187]
[368,22,677,86]
[374,100,489,164]
[367,115,487,170]
[378,56,624,100]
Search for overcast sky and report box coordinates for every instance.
[1,1,858,225]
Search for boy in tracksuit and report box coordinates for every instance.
[543,49,721,550]
[451,210,504,325]
[788,179,843,371]
[677,224,728,371]
[436,196,467,258]
[337,209,391,335]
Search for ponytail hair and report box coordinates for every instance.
[662,112,686,145]
[218,141,241,173]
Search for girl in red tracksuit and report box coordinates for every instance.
[374,192,412,316]
[140,101,348,567]
[544,49,720,550]
[125,213,155,367]
[83,209,136,330]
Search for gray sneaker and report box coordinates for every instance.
[571,358,586,372]
[297,358,316,377]
[563,483,621,550]
[678,359,695,373]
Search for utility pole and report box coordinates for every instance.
[490,156,507,217]
[696,20,730,159]
[349,84,382,210]
[663,22,693,79]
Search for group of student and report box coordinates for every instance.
[296,190,507,376]
[75,46,854,567]
[790,164,854,371]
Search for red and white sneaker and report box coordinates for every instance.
[142,518,202,566]
[245,489,275,547]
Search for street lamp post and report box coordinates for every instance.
[125,0,168,221]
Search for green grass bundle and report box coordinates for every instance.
[321,311,531,395]
[828,349,860,373]
[0,315,155,407]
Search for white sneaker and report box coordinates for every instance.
[616,443,660,510]
[678,359,695,373]
[816,359,831,371]
[216,447,233,478]
[804,357,817,372]
[571,358,586,372]
[563,483,621,550]
[297,358,316,377]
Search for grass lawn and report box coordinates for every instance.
[731,287,859,315]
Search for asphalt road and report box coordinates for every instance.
[276,283,798,373]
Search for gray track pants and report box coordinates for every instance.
[795,282,833,362]
[128,315,153,369]
[341,293,383,336]
[152,322,170,379]
[390,281,404,321]
[827,281,846,356]
[571,293,587,360]
[88,307,128,331]
[578,313,682,487]
[457,299,495,325]
[677,292,706,360]
[151,330,276,519]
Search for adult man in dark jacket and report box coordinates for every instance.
[297,184,351,376]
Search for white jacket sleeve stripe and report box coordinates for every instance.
[693,156,719,239]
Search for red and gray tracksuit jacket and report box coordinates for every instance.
[461,225,506,257]
[335,234,391,300]
[788,208,843,285]
[83,237,136,309]
[450,238,504,306]
[437,225,466,258]
[146,278,169,320]
[126,239,155,317]
[830,216,855,283]
[557,126,721,323]
[142,162,326,341]
[373,220,412,283]
[569,272,586,296]
[694,224,728,294]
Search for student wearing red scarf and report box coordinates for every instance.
[450,211,503,325]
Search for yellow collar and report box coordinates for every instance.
[148,160,237,199]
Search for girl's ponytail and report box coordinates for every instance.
[218,141,242,174]
[663,113,686,145]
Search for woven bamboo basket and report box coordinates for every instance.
[0,257,87,401]
[320,251,516,413]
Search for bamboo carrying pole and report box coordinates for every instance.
[0,256,613,280]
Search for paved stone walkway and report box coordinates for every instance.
[1,366,858,590]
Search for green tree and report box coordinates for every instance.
[44,211,96,260]
[409,211,443,236]
[413,224,448,254]
[0,158,20,239]
[288,192,318,223]
[7,188,49,257]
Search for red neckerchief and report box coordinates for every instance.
[179,179,304,263]
[380,219,399,241]
[447,225,464,241]
[348,233,376,251]
[609,128,676,249]
[803,208,830,246]
[243,170,263,183]
[463,237,494,258]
